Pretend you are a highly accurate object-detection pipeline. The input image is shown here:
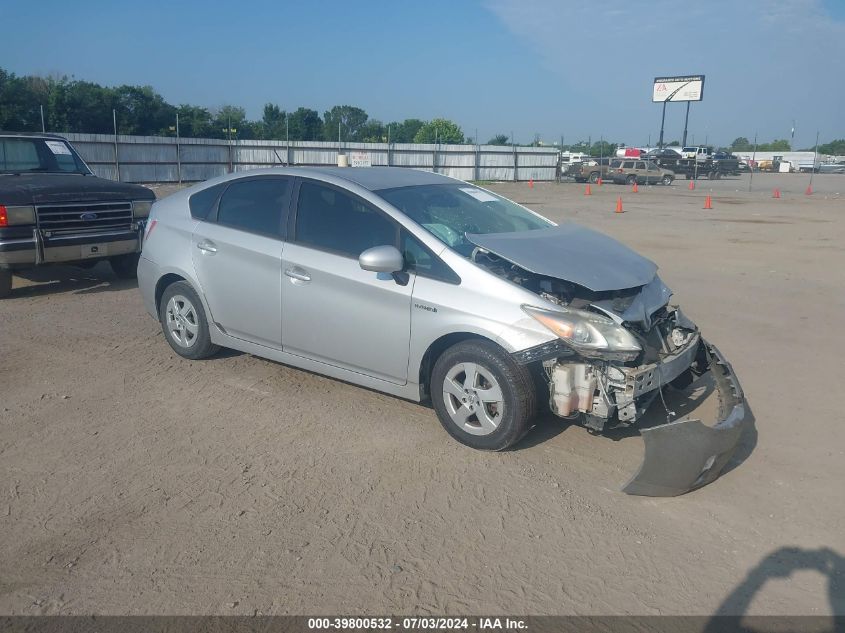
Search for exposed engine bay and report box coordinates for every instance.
[452,224,748,496]
[472,247,699,431]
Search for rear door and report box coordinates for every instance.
[191,176,292,348]
[280,179,414,384]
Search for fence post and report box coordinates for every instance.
[475,141,480,182]
[175,113,182,184]
[112,109,121,182]
[513,143,518,182]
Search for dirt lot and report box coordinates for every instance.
[1,173,843,616]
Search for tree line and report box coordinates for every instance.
[729,137,845,154]
[0,67,480,144]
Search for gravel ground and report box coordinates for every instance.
[1,172,843,616]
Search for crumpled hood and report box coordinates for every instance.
[466,224,658,292]
[0,173,154,205]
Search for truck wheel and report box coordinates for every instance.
[626,174,637,185]
[589,172,600,184]
[708,171,717,180]
[110,253,140,279]
[662,174,674,186]
[431,339,536,451]
[158,281,219,360]
[0,269,12,299]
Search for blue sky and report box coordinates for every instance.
[2,0,843,147]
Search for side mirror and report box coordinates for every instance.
[359,245,404,274]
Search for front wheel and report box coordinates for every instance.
[431,340,536,451]
[662,174,674,186]
[158,281,219,359]
[626,174,637,185]
[588,171,600,184]
[110,253,141,279]
[0,269,12,299]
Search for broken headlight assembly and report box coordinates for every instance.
[522,304,641,361]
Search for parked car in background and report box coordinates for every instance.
[137,167,748,496]
[818,162,845,174]
[0,132,155,298]
[608,159,674,185]
[565,157,612,183]
[644,148,682,169]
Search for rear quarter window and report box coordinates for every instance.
[189,183,227,220]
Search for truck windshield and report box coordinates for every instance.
[0,138,89,174]
[379,183,553,257]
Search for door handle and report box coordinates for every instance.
[285,268,311,283]
[197,240,217,254]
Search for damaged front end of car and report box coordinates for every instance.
[467,225,748,497]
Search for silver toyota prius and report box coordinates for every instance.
[137,167,746,496]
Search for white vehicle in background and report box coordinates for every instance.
[681,146,712,161]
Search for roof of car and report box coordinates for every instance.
[296,166,454,191]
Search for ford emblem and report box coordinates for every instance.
[80,212,98,221]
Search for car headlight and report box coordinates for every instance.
[133,200,153,218]
[522,304,641,361]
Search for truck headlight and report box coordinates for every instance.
[133,200,153,218]
[522,305,641,361]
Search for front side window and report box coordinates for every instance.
[401,230,459,284]
[623,161,635,169]
[295,181,398,257]
[379,184,551,257]
[216,177,290,237]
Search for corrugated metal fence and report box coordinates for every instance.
[61,132,559,183]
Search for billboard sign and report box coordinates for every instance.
[652,75,705,102]
[349,151,372,167]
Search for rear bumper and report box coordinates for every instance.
[0,225,144,269]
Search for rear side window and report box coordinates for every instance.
[217,178,290,237]
[189,183,227,220]
[295,181,398,258]
[623,161,634,169]
[635,161,646,169]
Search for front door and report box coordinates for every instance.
[191,176,291,348]
[281,179,413,384]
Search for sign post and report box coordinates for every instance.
[653,75,705,151]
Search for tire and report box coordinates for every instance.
[158,281,219,360]
[0,269,12,299]
[708,171,717,180]
[662,174,674,186]
[110,253,141,279]
[626,174,637,185]
[431,339,537,451]
[588,172,600,184]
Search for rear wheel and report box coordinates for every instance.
[431,340,536,451]
[626,174,637,185]
[588,171,600,184]
[110,253,140,279]
[158,281,219,359]
[0,269,12,299]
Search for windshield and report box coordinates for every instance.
[0,137,89,174]
[379,183,553,256]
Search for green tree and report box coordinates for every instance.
[413,118,464,144]
[261,103,287,140]
[386,119,425,143]
[175,104,213,138]
[818,139,845,155]
[322,105,368,142]
[114,85,176,135]
[667,140,680,146]
[730,137,753,151]
[360,119,387,142]
[488,134,509,145]
[758,139,791,151]
[287,107,323,141]
[589,140,617,157]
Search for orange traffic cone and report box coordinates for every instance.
[703,194,713,209]
[529,179,534,188]
[632,181,639,193]
[773,188,781,198]
[805,184,813,195]
[615,197,624,213]
[584,183,592,196]
[597,177,603,186]
[688,180,695,190]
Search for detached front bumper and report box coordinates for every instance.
[0,224,144,269]
[622,341,747,496]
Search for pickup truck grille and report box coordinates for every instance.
[35,201,133,235]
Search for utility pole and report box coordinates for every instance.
[40,105,45,133]
[658,100,667,149]
[809,130,819,191]
[113,109,120,182]
[175,112,182,184]
[749,132,758,192]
